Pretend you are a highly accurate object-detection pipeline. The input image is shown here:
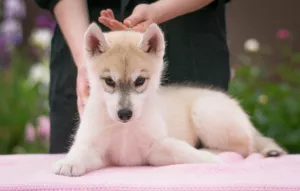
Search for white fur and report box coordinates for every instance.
[104,92,120,121]
[53,23,286,177]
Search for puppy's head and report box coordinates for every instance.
[84,22,165,123]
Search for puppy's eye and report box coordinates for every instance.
[134,77,146,87]
[105,78,115,87]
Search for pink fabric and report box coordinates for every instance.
[0,152,300,191]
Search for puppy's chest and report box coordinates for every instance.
[106,126,155,166]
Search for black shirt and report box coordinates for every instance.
[35,0,120,12]
[34,0,230,10]
[34,0,230,19]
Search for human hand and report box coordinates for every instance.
[76,66,89,118]
[98,9,128,31]
[123,4,158,32]
[98,4,158,33]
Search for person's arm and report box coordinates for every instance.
[121,0,216,32]
[34,0,89,68]
[34,0,91,116]
[151,0,215,24]
[53,0,90,69]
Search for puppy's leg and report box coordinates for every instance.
[200,148,223,155]
[191,95,286,158]
[53,100,105,177]
[253,131,287,157]
[53,142,105,177]
[147,138,221,166]
[191,96,255,157]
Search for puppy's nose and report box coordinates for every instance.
[117,109,133,122]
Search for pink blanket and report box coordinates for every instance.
[0,152,300,191]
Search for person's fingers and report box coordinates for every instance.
[100,10,110,18]
[76,83,84,118]
[132,21,151,32]
[132,24,144,32]
[81,85,89,106]
[99,16,128,31]
[77,81,89,119]
[77,97,83,119]
[123,19,133,28]
[106,9,115,19]
[124,15,147,28]
[124,4,148,28]
[124,12,144,28]
[76,65,89,119]
[100,10,107,17]
[99,17,115,30]
[80,76,89,102]
[98,17,110,26]
[110,20,128,30]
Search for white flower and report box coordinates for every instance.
[30,28,53,49]
[258,95,268,105]
[27,63,50,86]
[244,38,260,52]
[230,68,235,80]
[0,18,22,35]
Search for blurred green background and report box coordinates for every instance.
[0,1,299,154]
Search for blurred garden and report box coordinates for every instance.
[0,0,299,154]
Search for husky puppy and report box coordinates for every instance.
[53,23,286,177]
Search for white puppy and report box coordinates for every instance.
[53,23,286,177]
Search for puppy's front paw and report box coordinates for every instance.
[53,158,86,177]
[204,154,223,164]
[196,150,223,164]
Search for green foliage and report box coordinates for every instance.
[229,63,300,154]
[0,50,48,154]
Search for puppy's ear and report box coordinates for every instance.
[84,22,109,57]
[138,24,165,57]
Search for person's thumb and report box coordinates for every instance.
[124,5,146,27]
[124,14,142,28]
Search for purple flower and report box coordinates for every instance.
[4,0,26,19]
[36,15,50,27]
[36,15,56,31]
[0,18,23,47]
[0,36,5,45]
[276,29,289,40]
[25,123,36,143]
[37,116,50,140]
[50,22,56,31]
[0,19,22,35]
